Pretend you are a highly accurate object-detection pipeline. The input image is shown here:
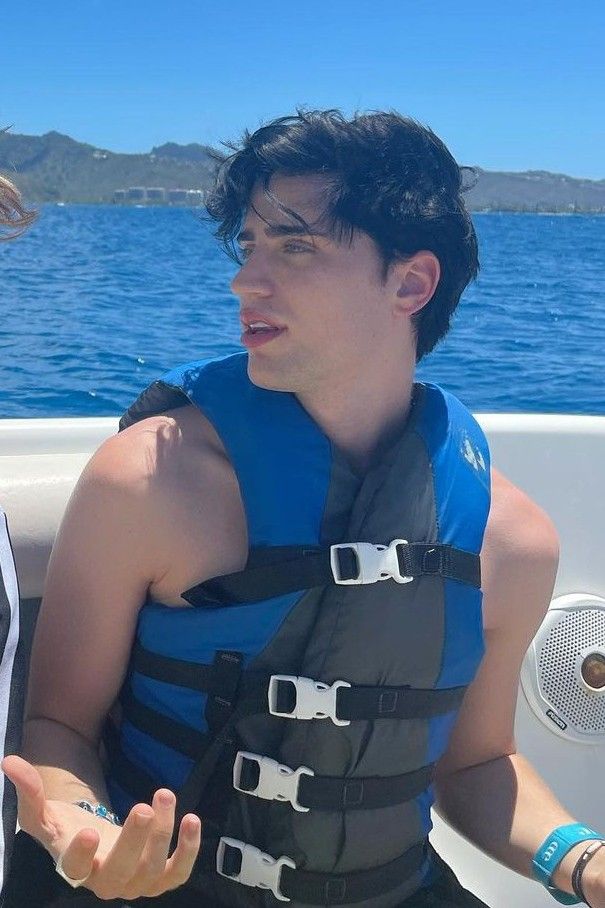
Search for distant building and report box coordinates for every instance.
[111,186,205,205]
[127,187,146,202]
[146,187,166,202]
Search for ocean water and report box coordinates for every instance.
[0,205,603,418]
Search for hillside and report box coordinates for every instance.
[465,167,605,212]
[1,130,604,211]
[0,131,214,203]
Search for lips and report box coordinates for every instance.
[240,309,285,331]
[240,309,287,349]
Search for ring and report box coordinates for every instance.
[55,851,90,889]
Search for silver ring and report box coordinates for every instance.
[55,851,90,889]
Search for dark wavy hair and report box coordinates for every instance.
[205,109,479,361]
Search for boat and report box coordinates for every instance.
[1,411,604,907]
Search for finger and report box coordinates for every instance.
[92,804,154,896]
[55,827,99,886]
[2,755,48,831]
[162,813,202,890]
[137,790,176,884]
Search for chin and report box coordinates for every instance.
[246,356,297,393]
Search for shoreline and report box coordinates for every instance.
[32,201,605,215]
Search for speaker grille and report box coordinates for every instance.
[538,609,605,733]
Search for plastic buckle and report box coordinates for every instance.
[268,675,351,726]
[216,836,295,902]
[233,751,314,812]
[330,539,414,585]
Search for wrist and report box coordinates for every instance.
[533,824,603,904]
[74,800,121,826]
[573,843,605,907]
[552,841,598,894]
[582,849,605,906]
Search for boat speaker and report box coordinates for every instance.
[520,593,605,743]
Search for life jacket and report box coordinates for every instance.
[108,352,490,907]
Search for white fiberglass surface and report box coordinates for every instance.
[1,414,605,906]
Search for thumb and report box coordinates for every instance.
[2,754,49,833]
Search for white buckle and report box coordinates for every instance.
[216,836,295,902]
[233,751,314,812]
[268,675,351,726]
[330,539,414,585]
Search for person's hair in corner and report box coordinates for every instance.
[0,173,36,240]
[206,109,479,362]
[0,128,36,240]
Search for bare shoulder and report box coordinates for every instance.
[482,467,560,635]
[87,404,217,492]
[486,467,559,556]
[70,403,241,597]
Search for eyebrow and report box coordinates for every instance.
[237,223,325,243]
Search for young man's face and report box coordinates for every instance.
[232,174,399,396]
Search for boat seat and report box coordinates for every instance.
[0,417,118,651]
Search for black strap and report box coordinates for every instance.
[183,545,328,606]
[131,642,269,708]
[339,681,466,720]
[131,641,215,691]
[121,689,212,760]
[175,690,264,823]
[237,755,434,810]
[272,676,466,721]
[130,645,464,723]
[220,839,427,904]
[397,543,480,588]
[204,650,244,732]
[182,542,480,606]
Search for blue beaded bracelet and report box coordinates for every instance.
[75,800,121,826]
[533,823,602,904]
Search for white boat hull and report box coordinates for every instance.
[1,412,604,906]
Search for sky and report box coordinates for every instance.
[2,0,604,179]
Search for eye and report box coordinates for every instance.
[238,245,253,260]
[283,241,314,254]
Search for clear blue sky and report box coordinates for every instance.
[3,0,604,178]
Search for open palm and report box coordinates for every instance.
[2,754,201,900]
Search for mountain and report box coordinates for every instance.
[1,131,604,211]
[0,131,214,203]
[464,167,605,212]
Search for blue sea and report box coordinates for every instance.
[1,205,603,418]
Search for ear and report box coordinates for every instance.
[392,252,441,316]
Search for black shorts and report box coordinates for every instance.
[4,832,490,908]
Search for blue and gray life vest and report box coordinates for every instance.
[108,352,491,907]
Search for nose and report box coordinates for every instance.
[231,254,273,299]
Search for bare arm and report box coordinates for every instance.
[434,468,605,902]
[23,432,156,797]
[3,417,203,898]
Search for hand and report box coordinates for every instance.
[2,754,202,899]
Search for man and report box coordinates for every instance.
[4,111,604,907]
[0,171,36,899]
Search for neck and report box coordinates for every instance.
[296,355,416,476]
